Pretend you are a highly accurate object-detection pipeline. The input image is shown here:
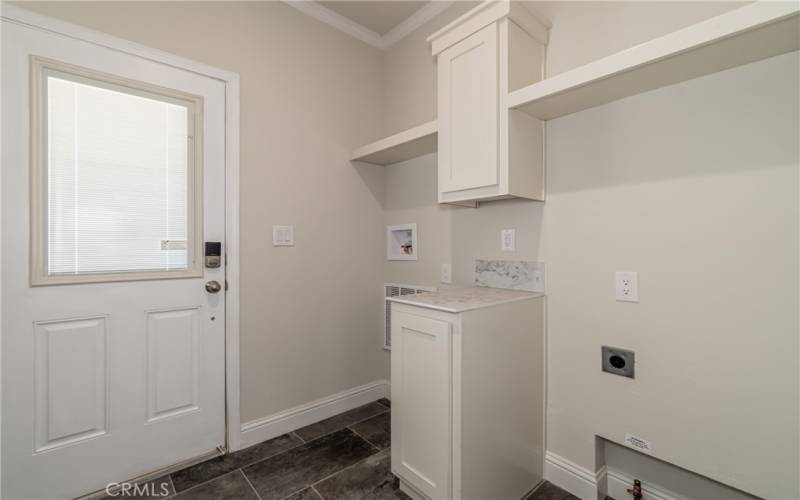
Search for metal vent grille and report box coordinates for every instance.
[384,283,436,350]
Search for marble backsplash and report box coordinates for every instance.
[475,259,545,292]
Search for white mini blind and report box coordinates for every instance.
[46,75,193,276]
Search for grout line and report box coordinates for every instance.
[310,485,325,500]
[310,446,386,489]
[168,475,176,498]
[239,469,263,500]
[276,486,313,500]
[348,408,390,429]
[301,408,390,445]
[347,425,382,452]
[171,469,244,498]
[294,401,388,442]
[177,406,389,500]
[171,436,305,498]
[238,438,308,474]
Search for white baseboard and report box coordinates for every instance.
[544,451,686,500]
[544,451,601,500]
[240,379,389,449]
[606,468,684,500]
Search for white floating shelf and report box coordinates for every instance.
[508,2,800,120]
[351,120,437,165]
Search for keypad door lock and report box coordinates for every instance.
[205,242,221,268]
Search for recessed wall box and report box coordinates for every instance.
[602,346,635,378]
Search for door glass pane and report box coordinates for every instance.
[46,74,194,276]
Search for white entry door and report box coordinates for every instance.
[2,11,228,499]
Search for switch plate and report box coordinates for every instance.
[441,263,452,284]
[272,225,294,246]
[501,229,515,251]
[615,271,638,302]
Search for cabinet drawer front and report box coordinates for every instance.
[391,311,452,499]
[438,23,499,194]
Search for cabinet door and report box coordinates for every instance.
[438,22,498,195]
[391,309,452,499]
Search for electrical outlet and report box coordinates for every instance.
[501,229,515,251]
[615,271,639,302]
[441,263,452,284]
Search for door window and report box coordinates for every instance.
[31,58,203,284]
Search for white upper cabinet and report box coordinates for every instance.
[429,1,549,204]
[438,23,499,195]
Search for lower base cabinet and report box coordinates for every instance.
[390,296,545,500]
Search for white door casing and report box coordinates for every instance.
[1,6,241,499]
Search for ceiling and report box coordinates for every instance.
[318,1,430,36]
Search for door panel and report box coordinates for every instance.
[146,308,201,423]
[2,16,227,499]
[391,310,452,499]
[34,317,108,453]
[438,23,499,194]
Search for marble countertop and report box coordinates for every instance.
[387,286,543,313]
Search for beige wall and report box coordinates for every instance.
[379,2,798,499]
[532,1,749,76]
[379,1,750,289]
[382,1,478,136]
[543,52,798,499]
[383,153,451,287]
[379,2,476,291]
[15,1,389,423]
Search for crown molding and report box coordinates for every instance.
[284,0,384,48]
[382,1,455,48]
[283,0,455,50]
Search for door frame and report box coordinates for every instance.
[0,3,243,462]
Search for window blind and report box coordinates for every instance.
[46,76,192,276]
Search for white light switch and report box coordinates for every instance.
[501,229,515,251]
[272,225,294,246]
[615,271,639,302]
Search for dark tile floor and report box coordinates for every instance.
[100,398,577,500]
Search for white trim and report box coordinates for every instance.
[544,451,599,500]
[0,2,243,454]
[382,1,455,48]
[282,0,454,50]
[0,4,238,82]
[508,0,800,119]
[240,380,389,449]
[351,120,437,166]
[224,73,242,452]
[427,0,550,56]
[606,468,685,500]
[284,0,384,49]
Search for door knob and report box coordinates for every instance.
[205,280,222,293]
